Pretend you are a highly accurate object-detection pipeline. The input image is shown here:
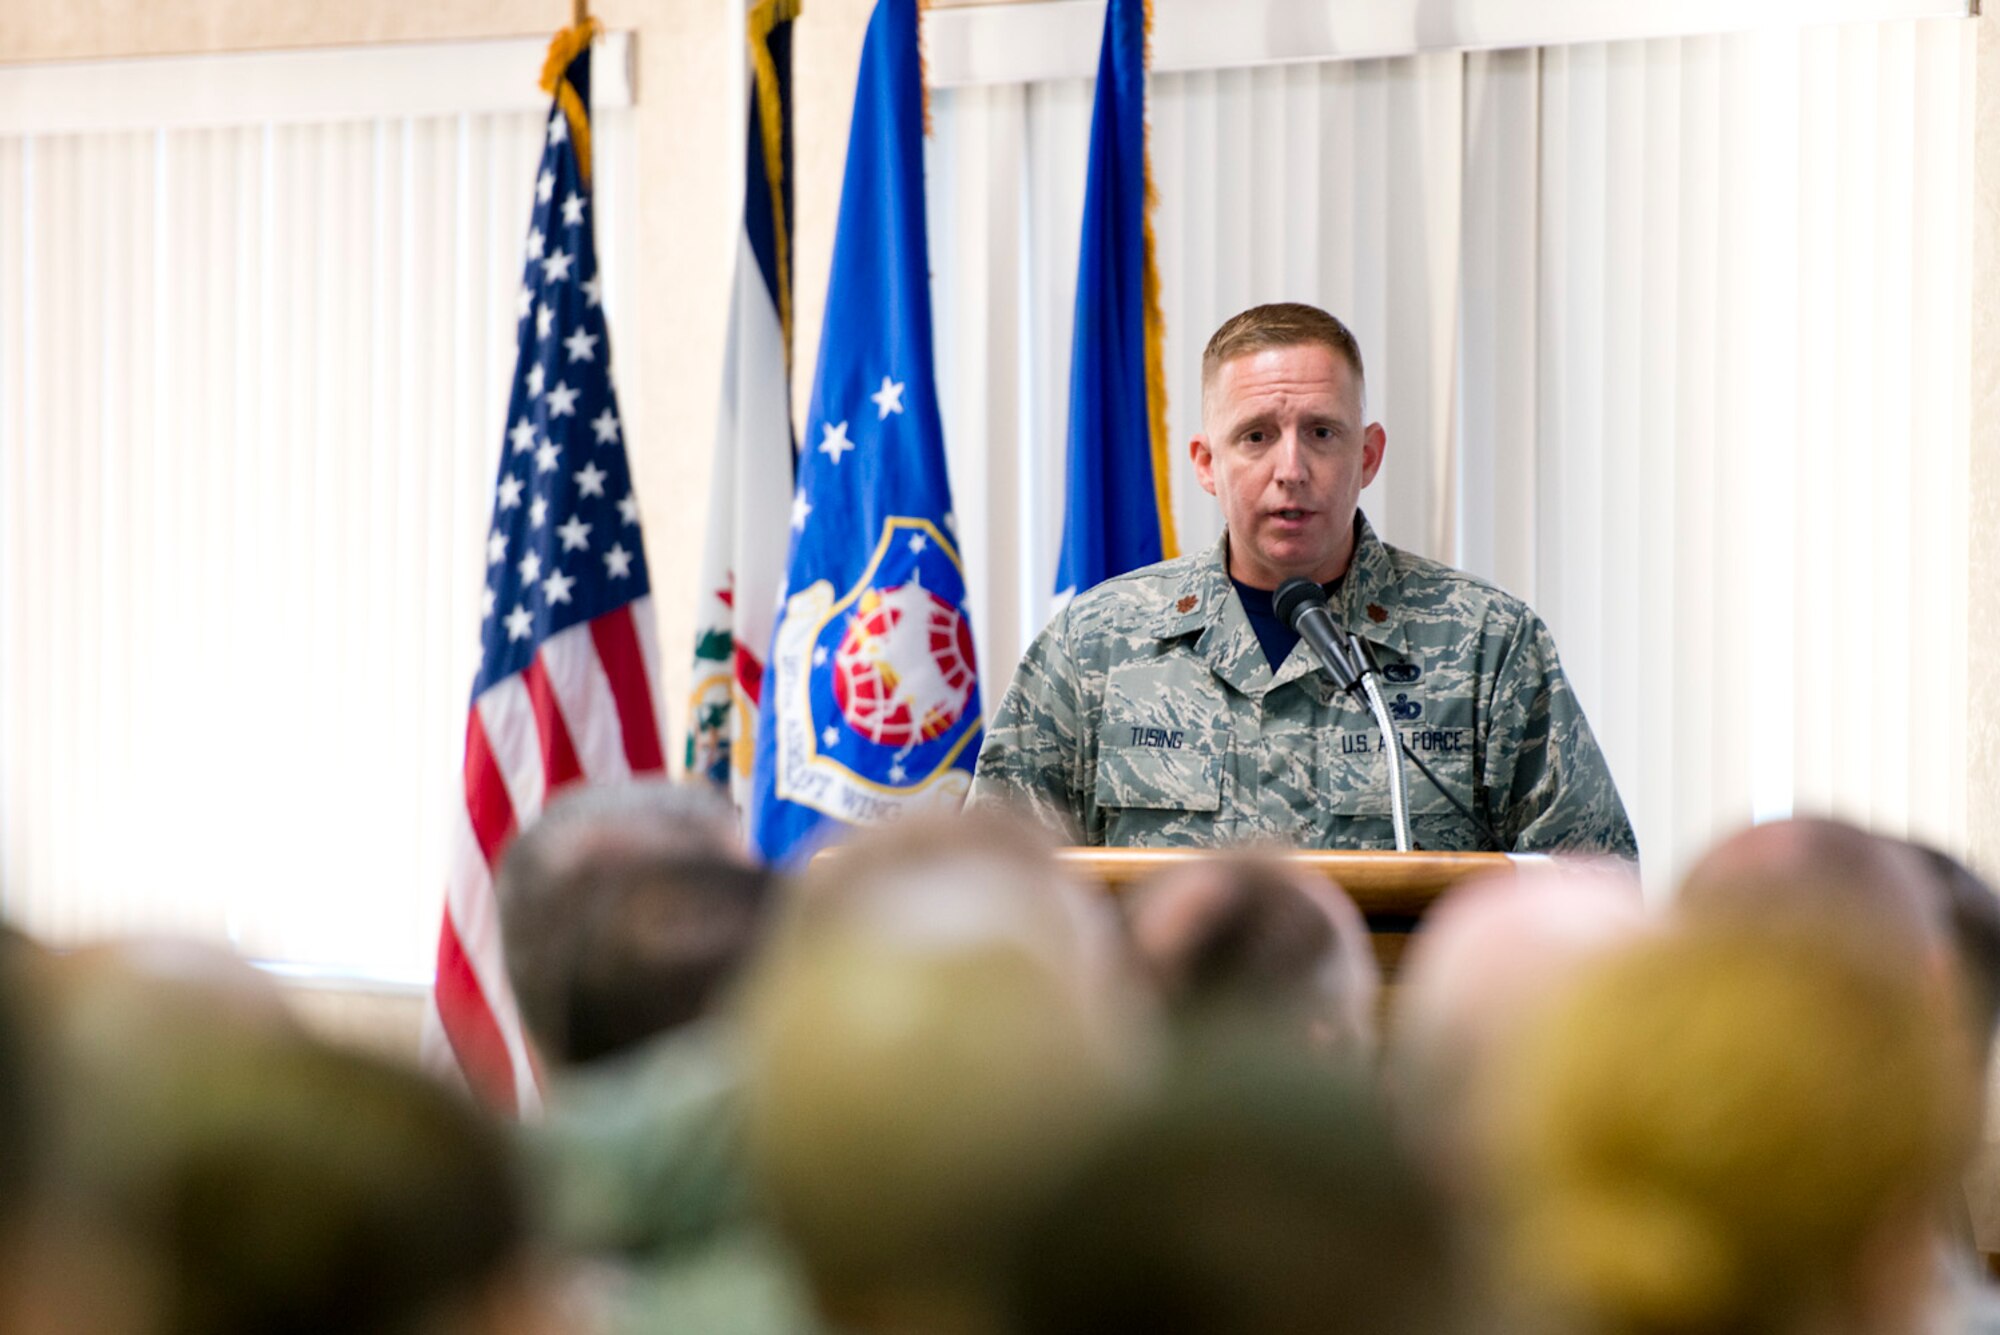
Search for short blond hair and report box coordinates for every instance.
[738,812,1140,1303]
[1489,927,1975,1335]
[1201,303,1366,412]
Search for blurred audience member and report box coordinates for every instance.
[1006,1040,1466,1335]
[1680,820,2000,1330]
[1489,926,1976,1335]
[1677,816,1948,977]
[0,929,74,1335]
[739,812,1148,1335]
[1907,844,2000,1334]
[1389,863,1649,1193]
[17,806,1994,1335]
[43,949,550,1335]
[0,929,47,1197]
[1910,843,2000,1062]
[1127,854,1379,1058]
[496,780,761,1069]
[496,780,815,1335]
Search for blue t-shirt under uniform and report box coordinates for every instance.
[1232,576,1344,672]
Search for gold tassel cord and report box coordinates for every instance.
[1140,0,1177,559]
[1143,202,1175,560]
[748,0,803,368]
[541,18,603,187]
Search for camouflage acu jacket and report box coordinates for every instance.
[967,517,1638,857]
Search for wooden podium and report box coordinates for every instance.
[1055,849,1530,978]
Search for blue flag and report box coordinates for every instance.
[749,0,981,866]
[1054,0,1177,602]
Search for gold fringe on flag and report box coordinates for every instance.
[1140,0,1178,559]
[748,0,803,368]
[541,18,603,187]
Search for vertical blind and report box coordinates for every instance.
[0,103,637,979]
[932,17,1973,893]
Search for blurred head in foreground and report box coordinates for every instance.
[738,812,1145,1335]
[1126,854,1379,1057]
[42,947,545,1335]
[0,929,58,1334]
[1676,816,1947,975]
[496,780,772,1068]
[1006,1042,1465,1335]
[1388,863,1648,1189]
[1489,926,1975,1335]
[1907,843,2000,1057]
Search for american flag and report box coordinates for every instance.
[426,24,665,1115]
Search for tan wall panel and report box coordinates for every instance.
[3,0,597,62]
[0,0,1020,62]
[627,4,732,762]
[789,0,874,434]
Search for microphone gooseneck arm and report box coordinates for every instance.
[1348,635,1506,852]
[1355,666,1413,852]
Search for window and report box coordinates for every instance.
[0,37,637,980]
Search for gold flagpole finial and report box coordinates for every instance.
[541,12,602,185]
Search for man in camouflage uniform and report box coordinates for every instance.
[967,303,1636,856]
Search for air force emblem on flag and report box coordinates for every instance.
[748,0,978,865]
[770,516,980,822]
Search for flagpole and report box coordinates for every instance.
[572,0,588,25]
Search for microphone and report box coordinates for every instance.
[1273,576,1412,852]
[1272,578,1361,690]
[1272,577,1507,852]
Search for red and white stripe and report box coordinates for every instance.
[423,596,665,1115]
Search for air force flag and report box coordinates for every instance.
[748,0,981,865]
[1054,0,1176,603]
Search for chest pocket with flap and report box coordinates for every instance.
[1094,658,1225,814]
[1095,741,1223,812]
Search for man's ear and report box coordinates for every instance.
[1190,435,1218,497]
[1360,423,1387,487]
